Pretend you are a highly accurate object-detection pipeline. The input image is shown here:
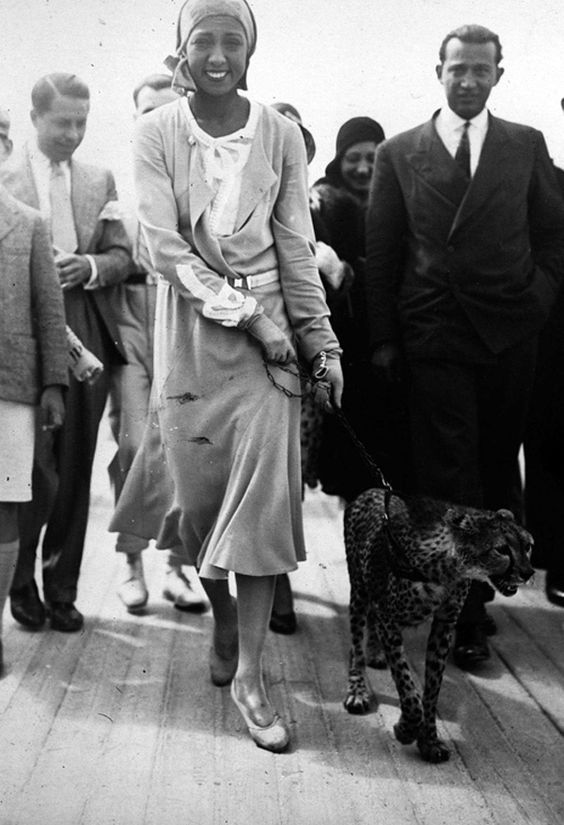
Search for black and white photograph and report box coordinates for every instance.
[1,1,563,823]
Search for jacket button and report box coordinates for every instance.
[447,245,454,253]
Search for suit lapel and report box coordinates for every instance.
[71,161,99,251]
[12,150,41,209]
[186,147,234,276]
[0,190,20,241]
[406,117,469,210]
[188,143,215,232]
[448,115,510,239]
[235,136,277,230]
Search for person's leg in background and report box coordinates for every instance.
[523,315,564,607]
[109,285,205,613]
[11,423,58,629]
[41,347,110,631]
[408,358,492,669]
[109,352,152,612]
[0,504,20,676]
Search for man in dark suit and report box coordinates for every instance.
[523,104,564,609]
[0,72,133,632]
[365,24,564,668]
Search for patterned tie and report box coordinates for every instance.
[454,121,471,179]
[50,161,78,252]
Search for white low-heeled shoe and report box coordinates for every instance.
[230,681,290,753]
[162,567,207,613]
[117,576,148,613]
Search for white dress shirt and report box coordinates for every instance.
[27,142,98,286]
[434,107,489,178]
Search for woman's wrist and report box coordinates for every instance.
[311,349,341,379]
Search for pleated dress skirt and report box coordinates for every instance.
[147,277,306,580]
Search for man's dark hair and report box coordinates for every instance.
[439,24,503,65]
[132,73,173,108]
[31,72,90,114]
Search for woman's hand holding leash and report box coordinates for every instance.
[246,314,296,364]
[311,350,344,410]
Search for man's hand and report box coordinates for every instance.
[55,253,91,290]
[371,342,402,383]
[246,314,296,364]
[40,385,65,431]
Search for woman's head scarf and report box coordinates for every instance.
[164,0,257,94]
[324,117,385,187]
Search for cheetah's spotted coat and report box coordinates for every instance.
[344,489,534,762]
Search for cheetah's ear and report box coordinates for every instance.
[495,508,515,521]
[444,509,480,534]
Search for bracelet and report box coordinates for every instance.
[312,351,328,380]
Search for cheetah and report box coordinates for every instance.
[343,488,534,763]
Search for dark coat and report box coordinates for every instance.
[365,113,564,361]
[310,178,413,500]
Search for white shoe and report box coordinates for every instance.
[163,568,207,613]
[117,555,148,613]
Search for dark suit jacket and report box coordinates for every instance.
[0,147,134,362]
[0,186,68,404]
[365,113,564,360]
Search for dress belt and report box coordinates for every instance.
[227,269,279,290]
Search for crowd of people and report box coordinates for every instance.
[1,0,564,755]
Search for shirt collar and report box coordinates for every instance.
[439,106,489,134]
[29,140,71,171]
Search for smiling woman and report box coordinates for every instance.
[185,18,248,95]
[109,0,343,754]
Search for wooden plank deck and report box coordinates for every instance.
[1,418,563,825]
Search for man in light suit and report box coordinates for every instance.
[0,73,134,632]
[365,25,564,668]
[0,108,67,675]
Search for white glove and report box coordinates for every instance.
[246,314,296,364]
[311,351,344,410]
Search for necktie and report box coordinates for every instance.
[50,162,78,252]
[454,121,471,179]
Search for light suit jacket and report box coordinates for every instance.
[133,98,339,363]
[0,148,134,361]
[0,186,68,404]
[365,112,564,359]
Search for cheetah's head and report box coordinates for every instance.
[445,507,534,596]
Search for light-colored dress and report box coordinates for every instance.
[111,98,340,580]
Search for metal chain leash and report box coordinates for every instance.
[262,357,306,398]
[262,356,391,490]
[263,355,420,576]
